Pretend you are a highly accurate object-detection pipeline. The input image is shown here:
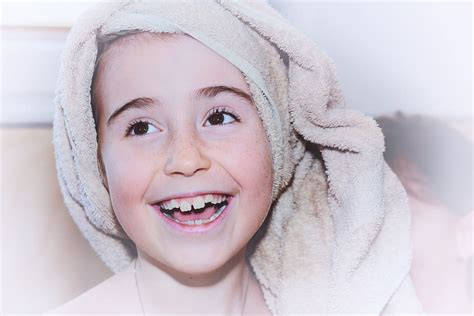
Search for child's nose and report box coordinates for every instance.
[163,132,211,177]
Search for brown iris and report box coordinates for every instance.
[208,112,225,125]
[132,122,149,135]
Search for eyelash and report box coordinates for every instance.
[207,106,241,125]
[125,119,154,137]
[124,106,241,137]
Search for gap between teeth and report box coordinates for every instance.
[160,194,227,213]
[162,203,227,225]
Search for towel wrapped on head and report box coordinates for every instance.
[53,0,423,313]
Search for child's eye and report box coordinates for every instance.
[126,120,158,137]
[204,107,240,126]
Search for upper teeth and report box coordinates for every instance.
[159,194,227,212]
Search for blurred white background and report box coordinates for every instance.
[0,0,472,314]
[271,1,472,119]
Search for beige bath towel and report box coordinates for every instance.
[53,0,423,313]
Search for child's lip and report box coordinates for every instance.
[152,196,235,235]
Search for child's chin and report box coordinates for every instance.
[167,254,231,276]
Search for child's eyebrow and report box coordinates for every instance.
[106,85,252,126]
[192,85,252,103]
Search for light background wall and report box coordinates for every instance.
[270,1,472,119]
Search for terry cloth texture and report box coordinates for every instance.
[53,0,423,314]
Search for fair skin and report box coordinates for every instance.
[53,34,273,314]
[408,194,473,313]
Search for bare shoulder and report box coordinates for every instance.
[46,263,138,314]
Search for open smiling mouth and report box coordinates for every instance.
[156,194,231,226]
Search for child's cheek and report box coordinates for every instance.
[219,125,273,219]
[103,145,154,214]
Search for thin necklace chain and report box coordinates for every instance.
[134,257,251,315]
[134,258,146,315]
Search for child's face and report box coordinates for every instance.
[95,34,273,273]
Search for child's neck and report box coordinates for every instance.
[135,248,251,314]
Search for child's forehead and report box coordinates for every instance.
[93,31,252,114]
[98,32,248,87]
[100,32,237,72]
[99,31,184,64]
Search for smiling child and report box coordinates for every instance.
[51,1,424,314]
[89,32,272,313]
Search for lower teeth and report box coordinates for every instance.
[163,203,227,225]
